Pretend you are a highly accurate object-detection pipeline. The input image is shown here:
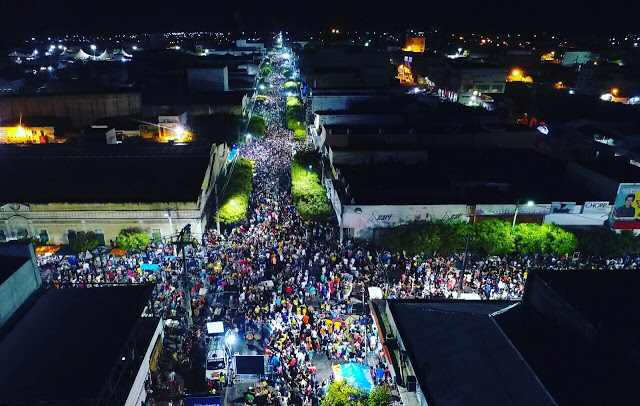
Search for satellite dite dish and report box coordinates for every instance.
[206,321,225,334]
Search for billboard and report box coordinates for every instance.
[581,201,611,215]
[342,205,470,229]
[611,184,640,220]
[550,202,576,214]
[475,204,549,216]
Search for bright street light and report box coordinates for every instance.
[132,46,137,50]
[527,201,534,207]
[225,333,237,346]
[90,44,96,50]
[174,125,185,136]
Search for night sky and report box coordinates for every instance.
[0,0,637,38]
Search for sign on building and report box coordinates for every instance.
[581,201,610,214]
[550,202,576,214]
[342,205,470,229]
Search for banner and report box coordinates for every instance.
[611,184,640,220]
[581,201,611,214]
[342,205,470,229]
[550,202,576,214]
[184,397,221,406]
[475,204,549,216]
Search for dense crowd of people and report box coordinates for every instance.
[34,49,640,406]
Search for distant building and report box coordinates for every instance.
[299,45,392,89]
[402,37,426,53]
[0,143,231,244]
[0,91,142,128]
[562,50,596,66]
[371,270,640,405]
[187,67,229,92]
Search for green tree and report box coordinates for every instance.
[547,225,579,255]
[71,231,101,253]
[262,66,272,76]
[117,228,151,252]
[323,381,366,406]
[474,219,515,255]
[248,115,266,137]
[615,229,640,256]
[367,386,392,406]
[291,151,331,221]
[219,158,254,224]
[438,221,473,254]
[513,223,551,254]
[294,129,306,140]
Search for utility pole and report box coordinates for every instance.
[457,235,471,299]
[173,224,194,327]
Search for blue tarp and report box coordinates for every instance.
[140,263,159,271]
[184,396,221,406]
[335,362,374,393]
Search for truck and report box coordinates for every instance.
[205,335,228,382]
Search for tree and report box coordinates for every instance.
[474,220,515,255]
[367,386,391,406]
[291,151,332,221]
[219,158,254,224]
[513,223,550,254]
[294,129,306,140]
[323,381,366,406]
[547,225,579,255]
[117,228,151,252]
[71,231,100,253]
[248,115,266,137]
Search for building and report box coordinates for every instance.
[562,50,595,66]
[0,243,41,326]
[0,283,162,405]
[299,44,392,89]
[0,143,231,244]
[325,149,616,240]
[370,270,640,405]
[0,90,142,128]
[187,67,230,92]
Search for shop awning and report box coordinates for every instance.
[110,248,127,256]
[35,245,61,255]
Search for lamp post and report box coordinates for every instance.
[512,200,534,229]
[90,44,97,59]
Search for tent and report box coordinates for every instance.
[140,263,159,272]
[331,363,374,393]
[110,248,126,256]
[35,245,61,255]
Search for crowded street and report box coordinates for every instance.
[34,48,640,406]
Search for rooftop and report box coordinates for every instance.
[0,255,29,285]
[0,144,211,203]
[337,149,600,205]
[387,300,555,406]
[0,284,156,404]
[380,270,640,406]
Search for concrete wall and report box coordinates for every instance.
[0,244,40,326]
[124,318,163,406]
[316,113,404,127]
[0,92,142,128]
[324,130,538,150]
[312,95,390,113]
[188,67,229,92]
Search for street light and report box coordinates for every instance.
[225,332,237,346]
[512,200,535,229]
[90,44,97,59]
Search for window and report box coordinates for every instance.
[152,229,162,242]
[67,229,77,243]
[0,230,5,243]
[39,229,49,243]
[94,228,106,246]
